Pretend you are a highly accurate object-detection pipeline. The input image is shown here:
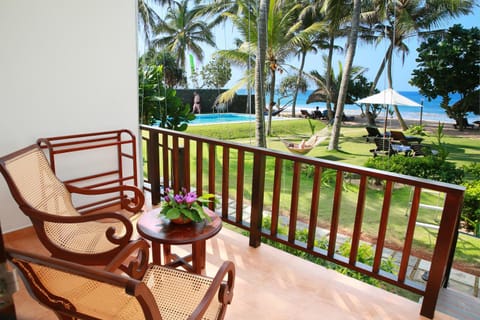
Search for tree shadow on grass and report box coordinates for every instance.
[317,155,345,162]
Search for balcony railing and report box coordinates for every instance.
[140,124,465,319]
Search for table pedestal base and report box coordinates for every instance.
[151,241,206,274]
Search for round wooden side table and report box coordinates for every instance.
[137,208,222,274]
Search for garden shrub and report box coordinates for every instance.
[259,217,398,288]
[462,181,480,235]
[337,241,398,286]
[406,124,426,136]
[364,155,464,184]
[462,163,480,235]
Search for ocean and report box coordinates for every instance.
[237,89,480,124]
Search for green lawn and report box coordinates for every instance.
[185,119,480,272]
[188,119,480,168]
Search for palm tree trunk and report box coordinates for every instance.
[328,0,361,150]
[291,50,307,118]
[325,35,335,119]
[266,67,276,136]
[255,0,269,147]
[366,48,390,126]
[370,47,389,95]
[387,50,408,130]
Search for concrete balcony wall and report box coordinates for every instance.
[0,0,139,232]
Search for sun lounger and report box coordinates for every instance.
[390,130,423,145]
[369,137,411,157]
[410,144,439,157]
[364,127,390,142]
[300,109,313,118]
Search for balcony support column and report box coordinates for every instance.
[249,152,266,248]
[147,131,161,205]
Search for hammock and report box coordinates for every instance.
[280,128,329,155]
[264,105,289,116]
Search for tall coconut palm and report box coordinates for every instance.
[152,0,216,81]
[307,58,367,107]
[138,0,174,44]
[219,0,299,134]
[215,0,258,104]
[365,0,475,130]
[288,3,328,117]
[329,0,362,150]
[215,0,303,136]
[263,1,306,136]
[256,0,269,147]
[197,0,256,27]
[320,0,352,120]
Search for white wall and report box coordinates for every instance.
[0,1,139,232]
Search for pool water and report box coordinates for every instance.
[190,113,256,125]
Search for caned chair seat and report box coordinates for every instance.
[0,144,145,269]
[6,247,235,320]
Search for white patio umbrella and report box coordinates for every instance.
[356,88,421,134]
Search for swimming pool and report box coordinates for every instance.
[190,113,256,125]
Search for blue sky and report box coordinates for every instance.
[200,6,479,92]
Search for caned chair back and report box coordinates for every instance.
[0,145,142,266]
[0,145,77,216]
[6,247,235,320]
[7,247,161,320]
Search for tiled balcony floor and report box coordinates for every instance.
[5,213,456,320]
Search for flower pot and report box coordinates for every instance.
[170,216,192,225]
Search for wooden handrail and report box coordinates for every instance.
[140,124,465,319]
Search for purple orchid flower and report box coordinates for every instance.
[185,192,197,204]
[174,194,184,203]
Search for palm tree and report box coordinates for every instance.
[256,0,269,147]
[152,0,216,84]
[365,0,475,130]
[215,0,302,137]
[320,0,352,120]
[263,1,306,136]
[307,58,367,107]
[138,0,173,44]
[214,1,258,103]
[329,0,362,150]
[288,3,328,117]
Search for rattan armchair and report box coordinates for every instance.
[6,246,235,320]
[0,144,145,271]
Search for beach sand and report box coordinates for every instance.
[351,117,480,138]
[286,110,480,138]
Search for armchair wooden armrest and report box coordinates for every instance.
[105,238,150,280]
[22,206,134,244]
[190,260,235,320]
[66,184,145,213]
[19,206,139,266]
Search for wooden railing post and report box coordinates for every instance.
[249,151,266,248]
[420,190,464,319]
[178,146,186,189]
[147,131,161,205]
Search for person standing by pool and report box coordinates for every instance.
[193,91,201,114]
